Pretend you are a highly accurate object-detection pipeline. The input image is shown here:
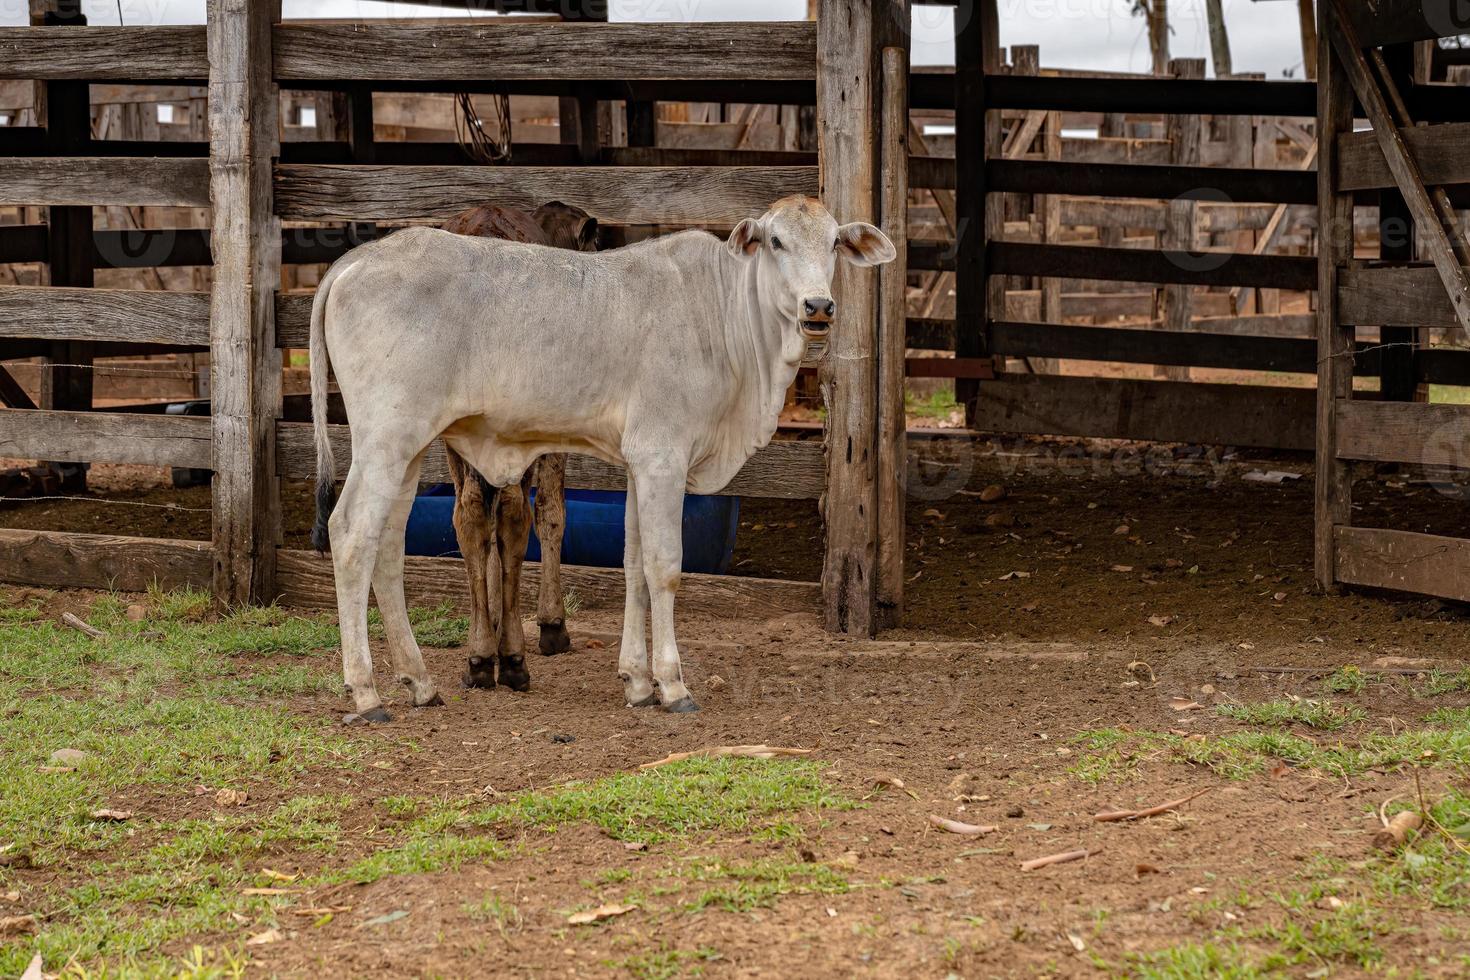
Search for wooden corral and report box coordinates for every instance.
[3,0,1469,624]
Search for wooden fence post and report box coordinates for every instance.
[1156,57,1204,381]
[817,0,892,634]
[876,39,910,629]
[1314,1,1353,590]
[955,0,1000,420]
[208,0,282,606]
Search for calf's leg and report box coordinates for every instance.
[532,453,571,655]
[493,473,534,692]
[630,460,696,713]
[371,450,441,707]
[617,476,656,707]
[330,461,410,721]
[449,451,501,690]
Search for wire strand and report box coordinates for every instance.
[0,495,211,513]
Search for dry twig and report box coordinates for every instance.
[1020,848,1097,872]
[638,745,811,770]
[1093,787,1212,822]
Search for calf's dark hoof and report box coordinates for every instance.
[538,621,572,656]
[416,693,445,708]
[462,655,497,689]
[343,705,394,724]
[627,693,661,708]
[664,696,700,714]
[498,656,531,692]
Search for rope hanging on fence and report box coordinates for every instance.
[454,92,513,164]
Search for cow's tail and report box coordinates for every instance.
[309,258,349,554]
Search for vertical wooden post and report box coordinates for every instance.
[1156,57,1204,382]
[955,0,999,420]
[32,0,93,492]
[1205,0,1233,77]
[1314,1,1353,591]
[1298,0,1319,80]
[1377,44,1419,404]
[817,0,885,634]
[208,0,282,606]
[876,41,909,630]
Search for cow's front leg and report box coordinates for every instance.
[618,476,656,707]
[449,453,500,690]
[533,454,571,655]
[629,456,697,713]
[494,474,534,692]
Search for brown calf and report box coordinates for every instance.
[439,201,598,691]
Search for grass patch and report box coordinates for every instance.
[1072,724,1470,781]
[1359,790,1470,910]
[1419,667,1470,697]
[612,946,721,980]
[1425,705,1470,728]
[476,756,855,845]
[1125,941,1272,979]
[672,857,850,913]
[905,388,959,422]
[1216,698,1366,732]
[1321,666,1367,695]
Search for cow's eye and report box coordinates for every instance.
[832,239,840,251]
[770,236,783,251]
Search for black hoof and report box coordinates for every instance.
[665,696,700,714]
[344,706,393,724]
[627,693,661,708]
[416,693,445,708]
[462,656,497,690]
[538,621,572,656]
[498,656,531,692]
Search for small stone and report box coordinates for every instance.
[550,733,576,744]
[1200,683,1216,696]
[48,748,86,766]
[984,512,1014,528]
[979,484,1006,503]
[707,675,727,690]
[125,604,147,622]
[1005,804,1024,819]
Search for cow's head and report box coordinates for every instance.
[534,201,599,252]
[726,195,896,359]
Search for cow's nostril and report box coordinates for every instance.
[803,299,820,317]
[823,300,836,318]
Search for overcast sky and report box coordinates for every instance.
[3,0,1311,78]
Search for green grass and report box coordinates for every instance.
[463,892,523,937]
[1071,724,1470,781]
[1321,666,1368,695]
[611,946,721,980]
[672,857,850,913]
[1419,668,1470,698]
[1425,705,1470,728]
[1360,790,1470,910]
[1216,698,1367,732]
[473,756,855,845]
[905,388,959,422]
[1125,941,1274,979]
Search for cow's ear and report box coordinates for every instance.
[577,216,599,251]
[727,218,761,258]
[836,222,897,267]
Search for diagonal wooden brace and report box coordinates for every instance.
[1328,0,1470,342]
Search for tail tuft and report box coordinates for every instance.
[312,478,337,554]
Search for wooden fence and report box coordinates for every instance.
[0,0,912,635]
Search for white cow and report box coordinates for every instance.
[309,195,895,721]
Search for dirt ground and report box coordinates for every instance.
[3,439,1470,977]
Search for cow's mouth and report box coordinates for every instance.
[800,320,831,339]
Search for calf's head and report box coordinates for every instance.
[726,195,896,359]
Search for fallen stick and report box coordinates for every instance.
[60,612,105,640]
[1373,810,1422,851]
[1020,848,1096,872]
[929,814,998,836]
[1093,787,1212,822]
[639,745,812,770]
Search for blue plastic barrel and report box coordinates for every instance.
[403,485,740,575]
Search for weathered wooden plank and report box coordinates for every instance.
[208,0,283,605]
[1335,526,1470,602]
[275,423,825,500]
[0,26,208,80]
[273,164,817,224]
[1338,264,1464,326]
[983,73,1318,116]
[274,548,821,618]
[0,158,209,207]
[989,241,1316,290]
[1157,57,1204,382]
[1336,399,1470,467]
[987,160,1316,206]
[0,408,212,468]
[987,321,1318,373]
[876,41,909,627]
[0,529,211,593]
[274,21,818,82]
[817,0,883,635]
[970,373,1316,450]
[0,286,210,345]
[1338,121,1470,191]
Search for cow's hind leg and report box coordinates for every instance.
[494,473,534,691]
[533,454,571,655]
[618,476,657,707]
[331,460,412,722]
[629,456,696,713]
[449,452,500,690]
[372,449,441,707]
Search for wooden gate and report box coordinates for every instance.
[1316,0,1470,599]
